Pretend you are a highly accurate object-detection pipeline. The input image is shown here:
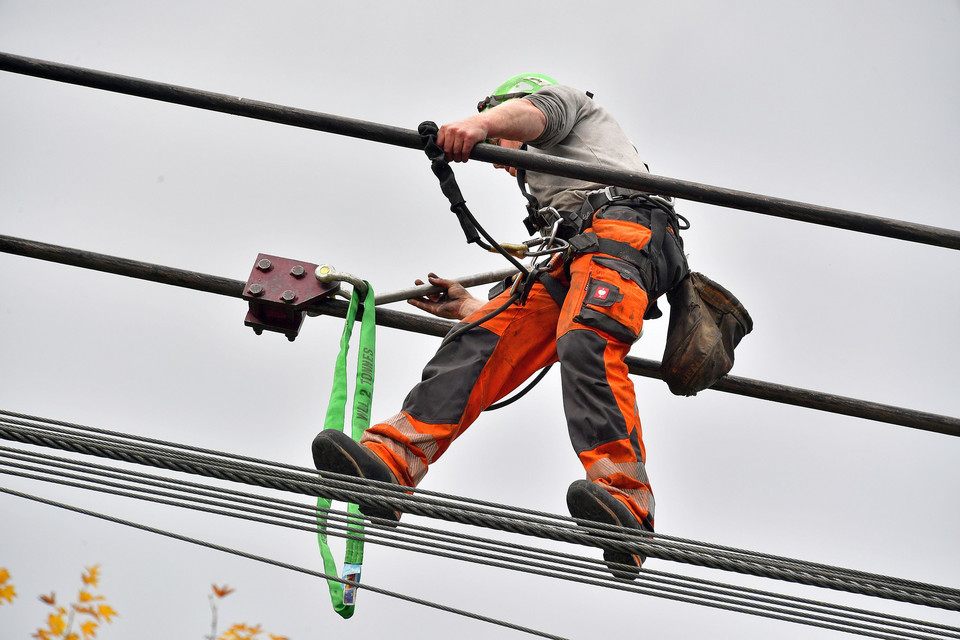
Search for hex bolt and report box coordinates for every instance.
[281,289,297,303]
[290,265,306,278]
[248,283,264,297]
[257,258,273,271]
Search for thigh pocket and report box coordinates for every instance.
[573,258,649,344]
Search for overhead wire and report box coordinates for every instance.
[2,412,958,629]
[2,51,959,250]
[2,443,959,640]
[1,409,956,608]
[1,236,957,438]
[0,485,570,640]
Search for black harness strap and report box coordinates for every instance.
[569,232,655,287]
[537,272,568,307]
[418,121,484,246]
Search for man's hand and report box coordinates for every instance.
[437,99,546,163]
[437,117,488,163]
[407,273,484,320]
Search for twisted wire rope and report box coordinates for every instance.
[1,412,958,614]
[0,485,569,640]
[3,445,959,640]
[2,408,946,598]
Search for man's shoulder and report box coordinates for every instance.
[525,84,590,107]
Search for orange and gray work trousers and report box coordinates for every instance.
[362,199,687,531]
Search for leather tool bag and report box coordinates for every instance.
[661,272,753,396]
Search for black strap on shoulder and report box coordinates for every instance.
[515,145,547,236]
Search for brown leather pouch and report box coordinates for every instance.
[661,272,753,396]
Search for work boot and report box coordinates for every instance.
[312,430,401,523]
[566,479,651,580]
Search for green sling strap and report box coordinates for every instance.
[316,282,375,619]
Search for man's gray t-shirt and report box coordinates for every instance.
[522,85,648,214]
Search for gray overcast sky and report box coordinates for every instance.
[1,1,958,638]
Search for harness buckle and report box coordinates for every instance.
[523,206,561,236]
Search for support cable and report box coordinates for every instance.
[1,237,956,437]
[0,486,569,640]
[1,51,958,250]
[1,412,958,613]
[3,410,957,604]
[2,448,959,640]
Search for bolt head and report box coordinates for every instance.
[257,258,273,271]
[281,289,297,303]
[290,265,306,278]
[248,283,264,296]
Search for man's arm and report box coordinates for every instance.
[437,98,546,163]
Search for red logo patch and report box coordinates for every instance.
[595,286,609,300]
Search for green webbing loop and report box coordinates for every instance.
[316,282,375,619]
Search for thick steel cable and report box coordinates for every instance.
[1,51,958,251]
[1,414,958,613]
[1,237,957,438]
[0,486,569,640]
[3,445,958,640]
[4,409,956,606]
[0,447,960,637]
[2,408,952,603]
[3,412,958,607]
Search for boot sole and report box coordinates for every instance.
[567,480,645,579]
[312,431,401,523]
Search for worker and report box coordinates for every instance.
[313,74,689,579]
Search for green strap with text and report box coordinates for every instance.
[316,283,375,619]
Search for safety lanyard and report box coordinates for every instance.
[316,282,375,619]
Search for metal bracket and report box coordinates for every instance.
[242,253,340,341]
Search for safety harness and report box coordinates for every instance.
[416,123,749,400]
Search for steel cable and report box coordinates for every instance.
[2,448,958,640]
[1,412,958,615]
[0,485,570,640]
[1,407,954,600]
[2,51,959,250]
[2,237,957,438]
[1,413,957,610]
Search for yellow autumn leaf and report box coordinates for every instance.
[31,630,52,640]
[0,568,10,583]
[82,565,101,588]
[96,604,118,622]
[269,635,290,640]
[212,584,235,598]
[80,619,99,638]
[65,634,80,640]
[78,591,104,603]
[48,613,67,635]
[73,605,97,618]
[0,584,16,604]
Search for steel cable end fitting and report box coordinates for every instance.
[315,264,368,299]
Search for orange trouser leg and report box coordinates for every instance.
[362,281,561,487]
[556,215,656,529]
